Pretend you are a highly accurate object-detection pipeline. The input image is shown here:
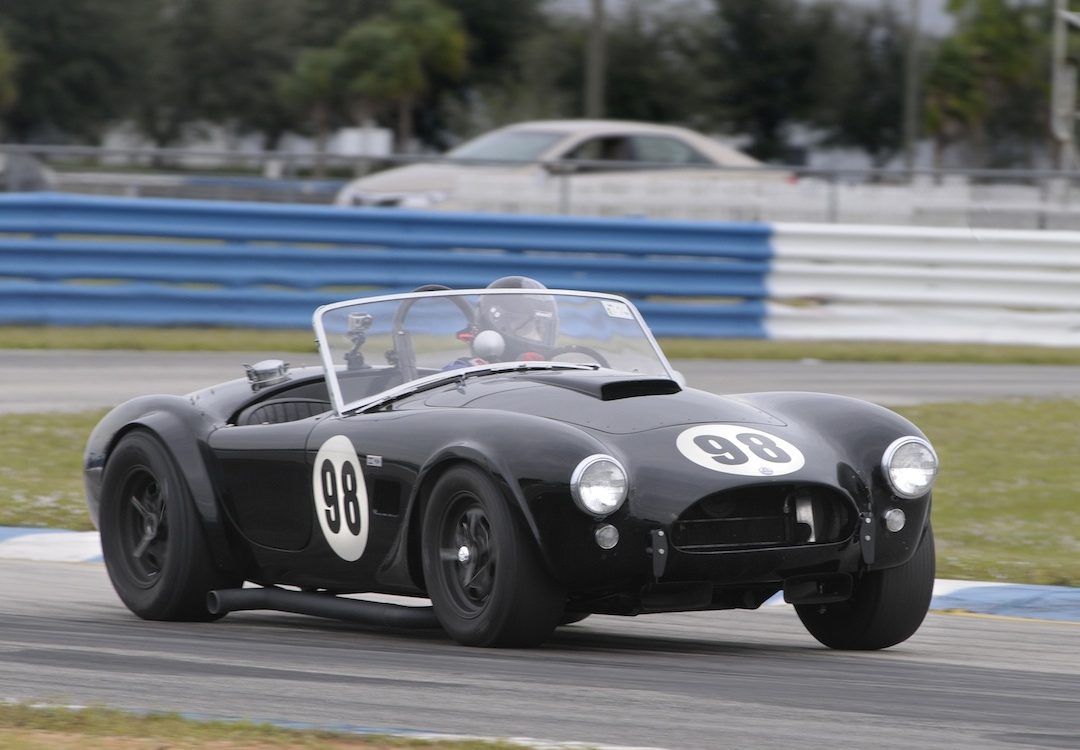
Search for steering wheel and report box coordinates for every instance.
[544,344,610,368]
[392,285,476,329]
[388,286,478,380]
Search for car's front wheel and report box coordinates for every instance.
[421,465,565,647]
[795,524,935,650]
[99,430,240,621]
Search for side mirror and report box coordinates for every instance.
[542,160,580,176]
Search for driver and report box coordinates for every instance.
[442,276,558,369]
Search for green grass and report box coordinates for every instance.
[0,411,105,530]
[660,338,1080,365]
[0,703,525,749]
[894,399,1080,586]
[0,326,319,353]
[3,325,1080,364]
[1,400,1078,585]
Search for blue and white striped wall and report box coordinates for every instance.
[768,223,1080,347]
[1,193,1078,346]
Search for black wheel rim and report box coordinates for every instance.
[438,492,496,616]
[116,466,169,586]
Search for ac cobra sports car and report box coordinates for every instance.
[84,279,939,649]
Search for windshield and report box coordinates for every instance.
[448,130,564,161]
[314,289,673,414]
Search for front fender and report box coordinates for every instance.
[389,413,609,590]
[734,391,934,570]
[84,396,237,573]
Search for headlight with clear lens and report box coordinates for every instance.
[881,437,939,499]
[571,455,628,516]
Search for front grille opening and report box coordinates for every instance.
[672,484,856,551]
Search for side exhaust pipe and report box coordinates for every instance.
[207,587,441,630]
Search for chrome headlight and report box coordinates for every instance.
[881,437,939,499]
[571,455,628,517]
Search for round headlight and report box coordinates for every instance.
[882,437,938,499]
[571,455,628,517]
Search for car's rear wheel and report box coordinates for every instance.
[421,465,565,647]
[99,430,240,621]
[795,524,935,650]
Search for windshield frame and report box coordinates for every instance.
[312,288,675,416]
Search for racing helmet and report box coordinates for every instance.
[476,276,558,359]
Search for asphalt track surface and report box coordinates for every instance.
[6,349,1080,412]
[2,558,1078,749]
[4,350,1080,747]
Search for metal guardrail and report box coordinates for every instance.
[2,192,1078,345]
[0,192,770,337]
[767,224,1080,346]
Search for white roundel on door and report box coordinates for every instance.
[311,434,370,561]
[676,425,805,477]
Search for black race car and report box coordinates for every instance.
[84,279,939,648]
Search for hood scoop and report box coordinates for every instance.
[520,371,681,401]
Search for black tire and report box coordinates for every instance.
[99,430,240,621]
[795,524,935,650]
[421,465,566,647]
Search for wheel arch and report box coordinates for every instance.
[403,444,552,592]
[100,409,238,574]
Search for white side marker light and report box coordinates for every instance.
[595,524,620,550]
[884,508,906,533]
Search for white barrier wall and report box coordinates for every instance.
[768,224,1080,347]
[443,173,1080,229]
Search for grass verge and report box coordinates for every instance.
[0,411,105,530]
[0,326,319,354]
[0,703,523,749]
[1,400,1077,586]
[3,325,1080,364]
[894,399,1080,586]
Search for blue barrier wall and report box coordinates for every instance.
[0,192,773,337]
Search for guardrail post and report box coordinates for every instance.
[827,174,839,223]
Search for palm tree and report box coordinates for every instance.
[337,0,467,151]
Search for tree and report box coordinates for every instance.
[924,0,1049,167]
[199,0,307,147]
[0,0,146,141]
[701,0,842,161]
[589,3,714,126]
[279,48,346,176]
[811,6,908,166]
[126,0,218,148]
[443,0,545,83]
[0,30,17,129]
[337,0,468,150]
[124,0,307,149]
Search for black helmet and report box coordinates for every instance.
[476,276,558,358]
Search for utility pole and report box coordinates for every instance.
[1051,0,1080,171]
[585,0,606,119]
[902,0,922,173]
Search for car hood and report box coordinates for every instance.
[338,162,531,195]
[417,369,785,434]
